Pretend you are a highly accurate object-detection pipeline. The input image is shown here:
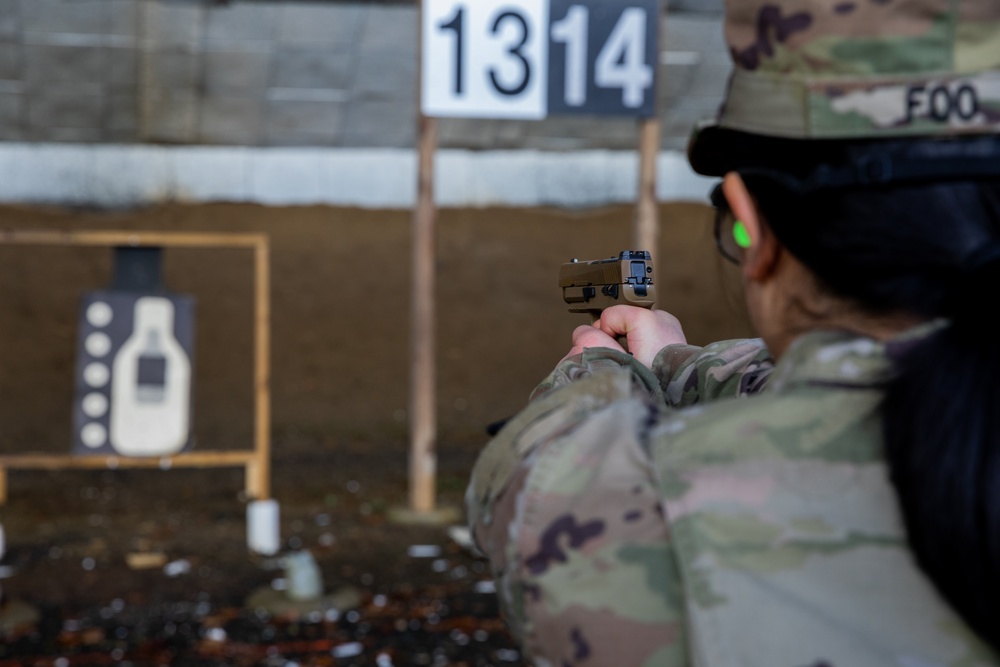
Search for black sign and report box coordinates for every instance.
[72,291,195,457]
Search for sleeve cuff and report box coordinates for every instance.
[651,344,705,394]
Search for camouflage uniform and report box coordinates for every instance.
[467,1,1000,664]
[467,330,999,666]
[688,0,1000,176]
[709,0,1000,141]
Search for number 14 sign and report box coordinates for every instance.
[422,0,661,120]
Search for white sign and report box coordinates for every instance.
[423,0,549,119]
[109,297,192,457]
[422,0,660,119]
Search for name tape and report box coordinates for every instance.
[828,73,1000,130]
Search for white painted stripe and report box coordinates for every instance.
[0,144,713,208]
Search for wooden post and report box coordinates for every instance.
[634,1,666,304]
[410,113,438,515]
[409,0,439,516]
[635,117,661,285]
[252,238,272,500]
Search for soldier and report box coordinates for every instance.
[467,1,1000,666]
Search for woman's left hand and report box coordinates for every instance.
[598,306,688,368]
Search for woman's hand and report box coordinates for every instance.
[560,324,626,363]
[559,306,687,368]
[597,306,687,368]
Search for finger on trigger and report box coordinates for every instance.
[599,306,630,337]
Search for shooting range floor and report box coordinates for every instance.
[0,202,754,666]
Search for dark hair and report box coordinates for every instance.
[743,155,1000,650]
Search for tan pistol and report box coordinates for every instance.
[560,250,656,323]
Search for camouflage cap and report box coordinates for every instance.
[689,0,1000,176]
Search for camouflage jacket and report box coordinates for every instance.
[466,330,998,667]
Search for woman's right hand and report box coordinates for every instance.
[597,306,688,368]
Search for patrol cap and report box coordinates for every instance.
[689,0,1000,178]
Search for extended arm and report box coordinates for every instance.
[593,305,775,407]
[467,349,689,666]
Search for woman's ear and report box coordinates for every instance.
[722,172,780,282]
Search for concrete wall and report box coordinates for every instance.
[0,0,728,151]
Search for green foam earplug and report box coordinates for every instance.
[733,220,752,249]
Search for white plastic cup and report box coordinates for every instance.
[247,499,280,556]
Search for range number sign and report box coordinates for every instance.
[422,0,660,119]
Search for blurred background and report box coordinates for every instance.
[0,1,751,665]
[0,0,724,149]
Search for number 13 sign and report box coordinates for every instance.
[422,0,661,120]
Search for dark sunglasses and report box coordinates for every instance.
[710,182,751,265]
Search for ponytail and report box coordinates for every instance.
[883,321,1000,648]
[747,171,1000,651]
